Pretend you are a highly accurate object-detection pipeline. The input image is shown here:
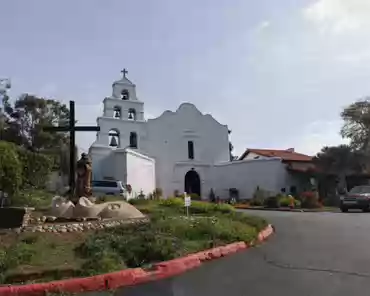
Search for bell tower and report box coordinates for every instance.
[93,69,147,151]
[103,68,145,121]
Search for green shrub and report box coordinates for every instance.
[300,191,321,209]
[159,198,184,208]
[77,223,184,268]
[16,147,53,189]
[0,141,22,197]
[158,198,234,214]
[250,186,269,206]
[81,250,126,276]
[128,198,151,206]
[250,198,264,206]
[0,242,36,283]
[153,215,258,244]
[10,243,36,264]
[225,212,268,231]
[12,189,54,208]
[152,188,163,199]
[189,193,201,200]
[0,249,8,272]
[264,196,280,208]
[21,235,39,245]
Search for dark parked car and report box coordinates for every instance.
[340,185,370,212]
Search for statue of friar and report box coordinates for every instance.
[76,153,93,199]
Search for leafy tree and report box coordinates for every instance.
[0,78,11,140]
[341,99,370,152]
[313,145,364,192]
[0,141,22,197]
[2,94,70,151]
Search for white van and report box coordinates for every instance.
[91,180,126,197]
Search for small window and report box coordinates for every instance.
[290,186,297,195]
[130,132,138,148]
[188,141,194,159]
[121,89,129,100]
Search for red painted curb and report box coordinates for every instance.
[0,225,274,296]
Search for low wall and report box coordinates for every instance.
[212,158,287,199]
[23,217,149,233]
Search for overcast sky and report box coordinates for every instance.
[1,0,369,156]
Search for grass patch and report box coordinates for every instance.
[0,198,268,285]
[12,189,55,209]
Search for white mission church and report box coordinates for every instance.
[89,70,314,200]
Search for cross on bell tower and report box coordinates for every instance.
[121,68,128,78]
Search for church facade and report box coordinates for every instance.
[89,71,315,200]
[89,71,230,199]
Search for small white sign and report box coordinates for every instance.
[184,195,191,207]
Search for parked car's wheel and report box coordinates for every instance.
[362,207,370,213]
[340,207,348,212]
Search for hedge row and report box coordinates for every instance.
[0,141,53,197]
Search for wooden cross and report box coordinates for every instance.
[121,68,128,78]
[43,100,100,195]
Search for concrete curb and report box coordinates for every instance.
[0,225,274,296]
[236,207,338,213]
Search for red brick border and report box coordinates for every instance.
[0,225,274,296]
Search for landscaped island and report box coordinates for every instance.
[0,198,267,285]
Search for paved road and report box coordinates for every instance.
[87,210,370,296]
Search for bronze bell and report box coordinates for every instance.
[109,136,118,147]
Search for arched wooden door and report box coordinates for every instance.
[184,169,201,196]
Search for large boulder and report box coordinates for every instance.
[50,196,75,218]
[50,196,145,220]
[98,201,145,219]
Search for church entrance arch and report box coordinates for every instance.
[184,169,201,197]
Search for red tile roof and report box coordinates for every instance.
[239,148,313,162]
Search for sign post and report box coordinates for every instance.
[184,192,191,217]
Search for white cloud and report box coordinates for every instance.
[303,0,370,34]
[287,120,349,156]
[254,20,270,33]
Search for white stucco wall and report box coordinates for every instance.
[211,158,289,199]
[125,149,155,197]
[113,149,128,184]
[89,145,115,180]
[145,103,230,198]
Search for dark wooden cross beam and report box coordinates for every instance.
[43,100,100,195]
